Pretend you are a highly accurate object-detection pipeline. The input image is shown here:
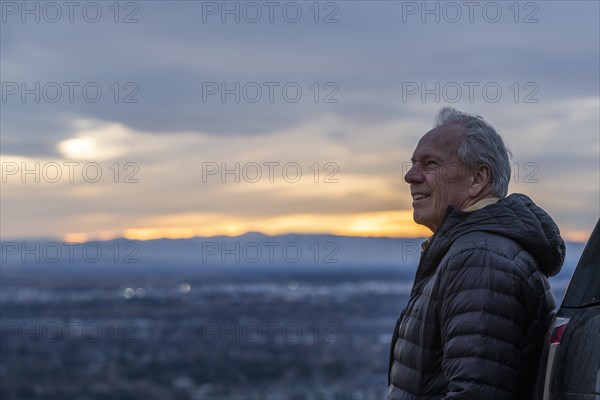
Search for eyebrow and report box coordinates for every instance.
[410,153,443,163]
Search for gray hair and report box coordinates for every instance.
[434,107,512,198]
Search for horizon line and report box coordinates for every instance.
[0,230,590,244]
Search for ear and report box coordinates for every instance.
[468,164,491,197]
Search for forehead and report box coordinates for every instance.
[412,124,465,159]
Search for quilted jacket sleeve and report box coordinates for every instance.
[438,244,529,399]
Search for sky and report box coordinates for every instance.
[1,0,599,242]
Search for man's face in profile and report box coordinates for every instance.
[404,124,473,233]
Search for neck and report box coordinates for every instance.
[462,195,501,212]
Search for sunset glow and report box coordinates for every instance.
[2,2,598,247]
[119,210,433,241]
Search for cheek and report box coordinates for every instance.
[432,194,446,215]
[442,164,464,183]
[428,171,449,190]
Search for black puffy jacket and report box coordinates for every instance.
[388,193,565,400]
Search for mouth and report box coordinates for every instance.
[412,193,431,201]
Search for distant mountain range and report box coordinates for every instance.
[0,232,586,274]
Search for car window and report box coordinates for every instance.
[561,219,600,308]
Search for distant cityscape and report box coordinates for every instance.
[0,235,584,399]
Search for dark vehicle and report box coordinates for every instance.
[535,218,600,399]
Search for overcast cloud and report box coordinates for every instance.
[1,0,598,241]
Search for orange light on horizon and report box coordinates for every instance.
[63,230,127,243]
[562,230,592,243]
[117,210,432,241]
[59,211,592,244]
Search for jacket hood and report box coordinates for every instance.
[431,193,565,277]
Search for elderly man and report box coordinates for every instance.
[388,107,565,399]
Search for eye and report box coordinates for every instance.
[425,160,438,167]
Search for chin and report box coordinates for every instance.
[412,211,421,225]
[413,215,427,229]
[413,213,434,232]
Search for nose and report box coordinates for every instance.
[404,162,424,184]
